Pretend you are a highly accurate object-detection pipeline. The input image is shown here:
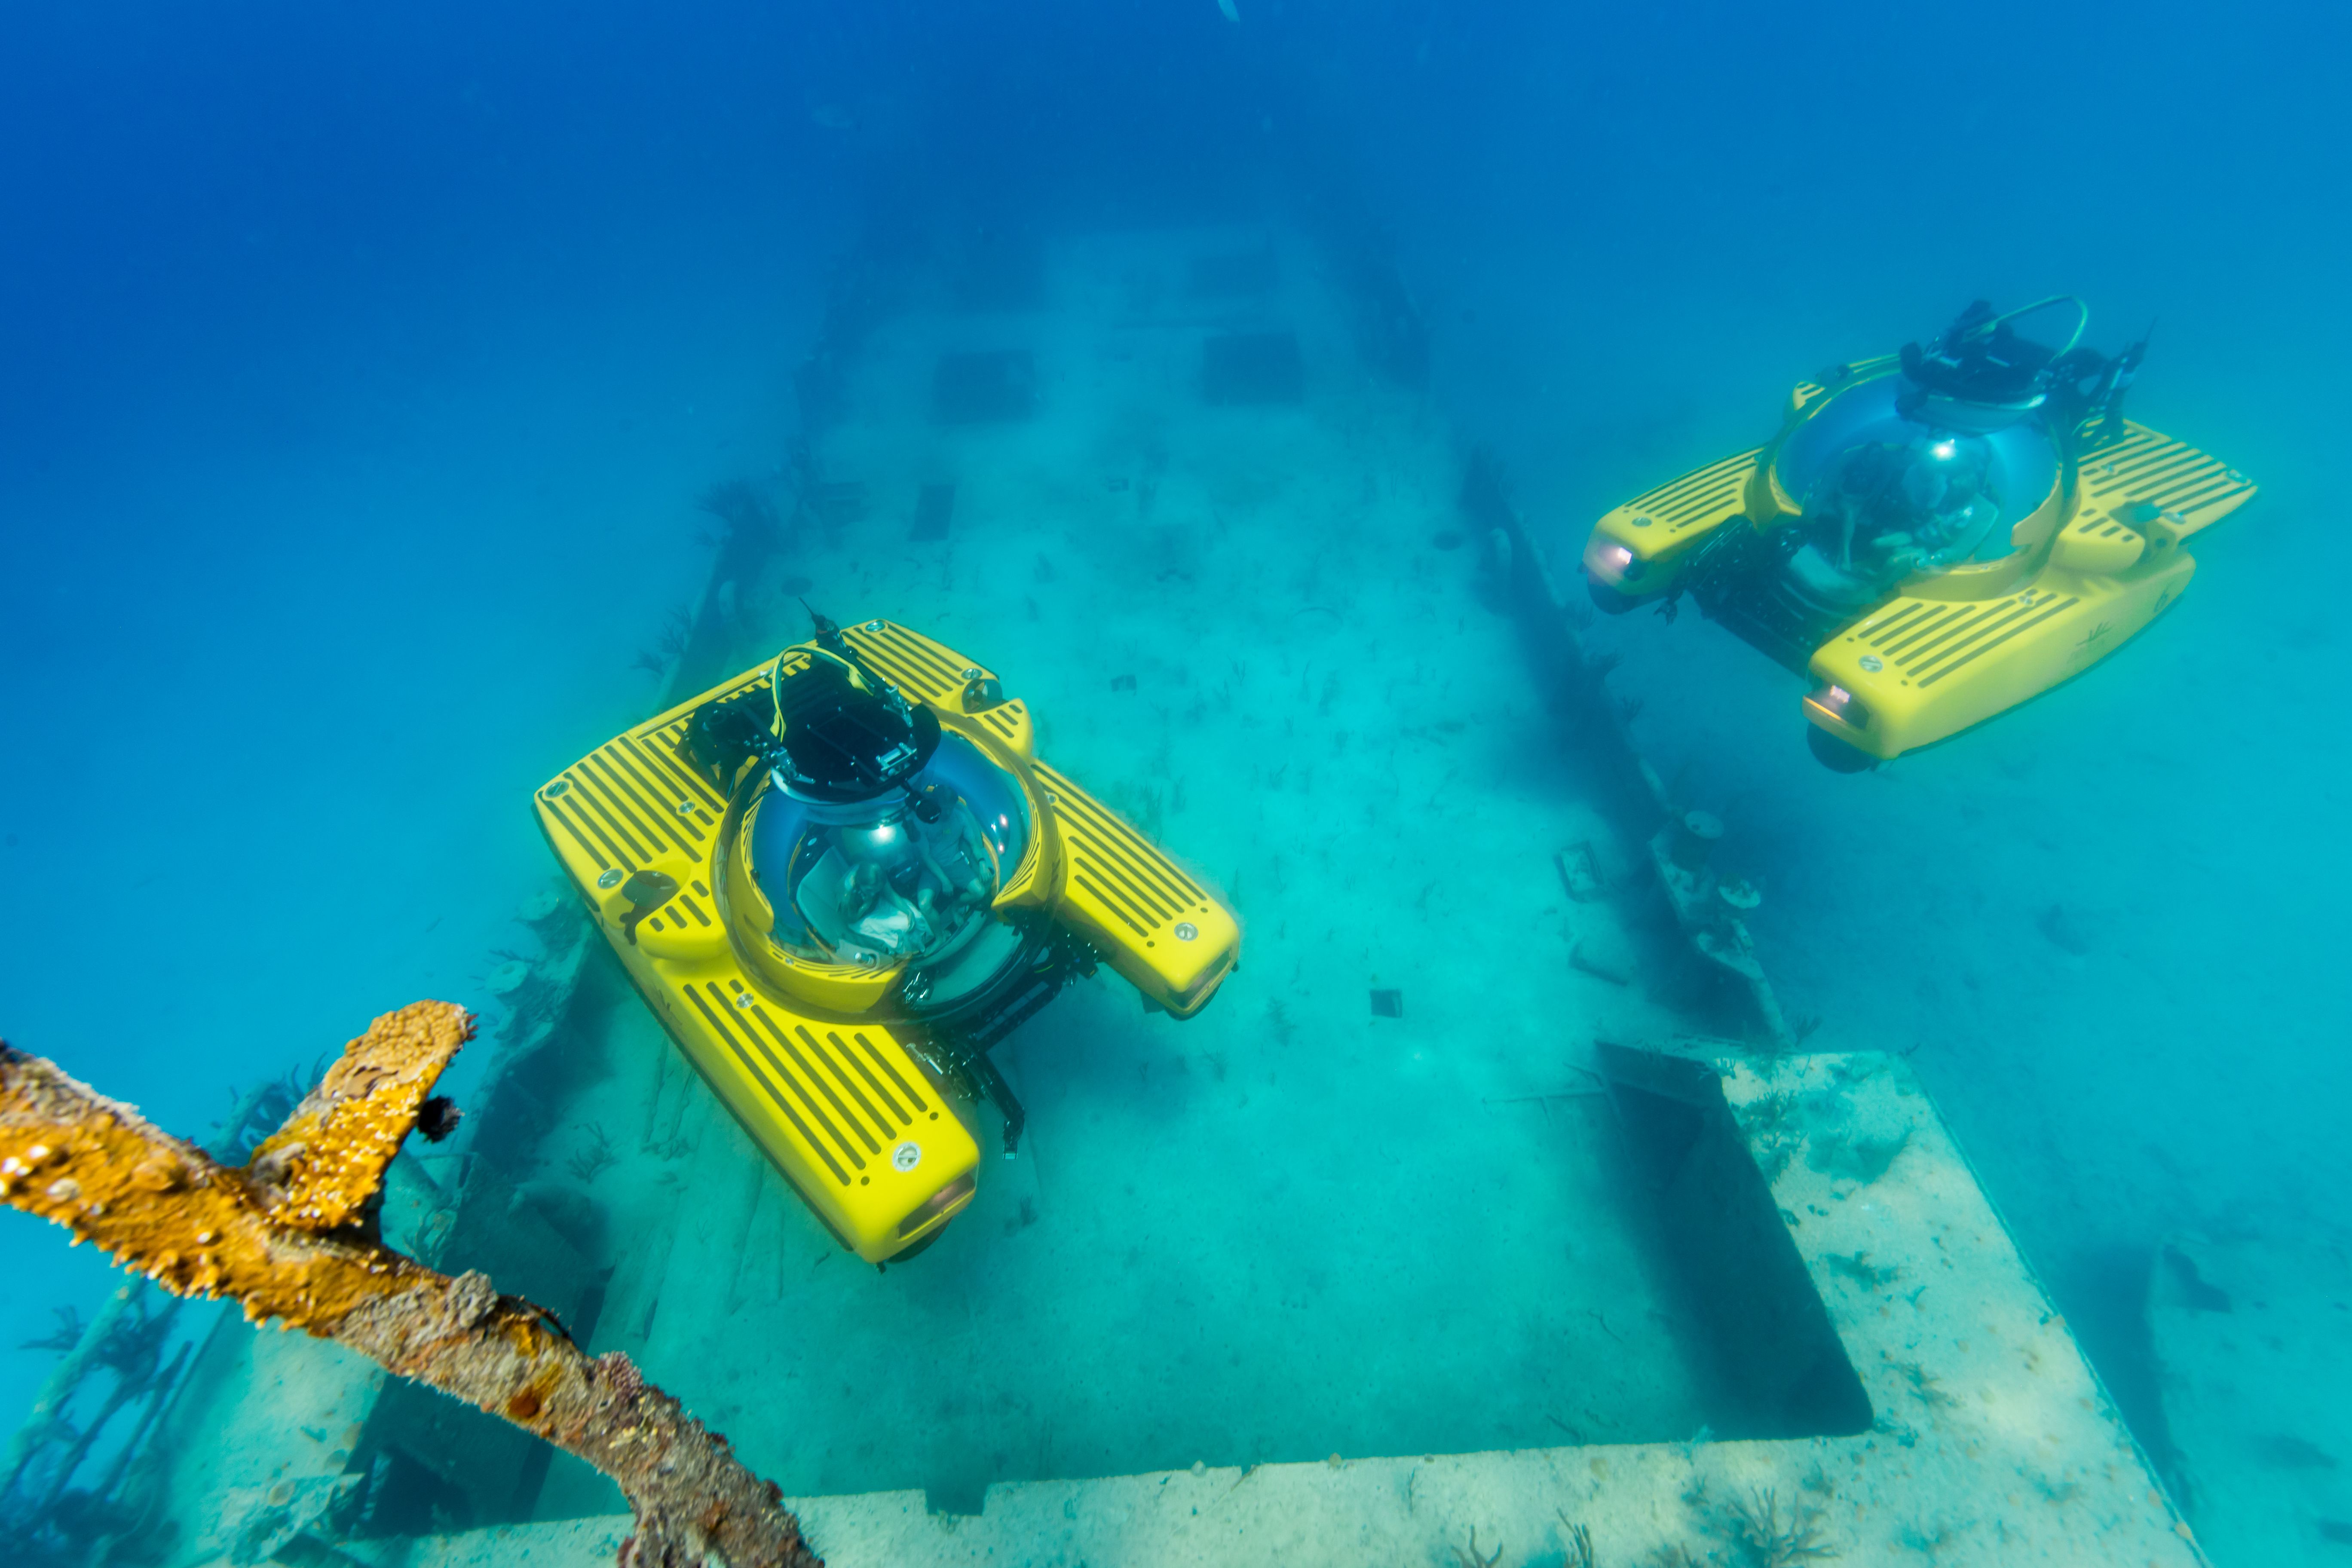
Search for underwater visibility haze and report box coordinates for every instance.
[3,1,2349,1563]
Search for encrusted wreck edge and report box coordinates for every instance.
[248,1001,470,1231]
[0,1003,821,1568]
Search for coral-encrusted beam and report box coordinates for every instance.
[0,1001,821,1568]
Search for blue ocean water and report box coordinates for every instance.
[3,0,2347,1560]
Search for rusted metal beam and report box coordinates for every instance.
[0,1002,822,1568]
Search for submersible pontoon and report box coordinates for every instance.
[1581,298,2256,769]
[535,613,1238,1261]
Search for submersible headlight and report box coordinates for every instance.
[1807,683,1870,729]
[1590,541,1645,582]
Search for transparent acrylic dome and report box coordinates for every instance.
[743,732,1031,979]
[1781,376,2058,544]
[1774,375,2061,601]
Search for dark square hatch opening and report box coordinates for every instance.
[1201,331,1304,406]
[933,351,1036,425]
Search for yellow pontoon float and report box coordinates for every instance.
[1580,299,2255,769]
[535,613,1239,1261]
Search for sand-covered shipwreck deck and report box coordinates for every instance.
[403,1044,2203,1568]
